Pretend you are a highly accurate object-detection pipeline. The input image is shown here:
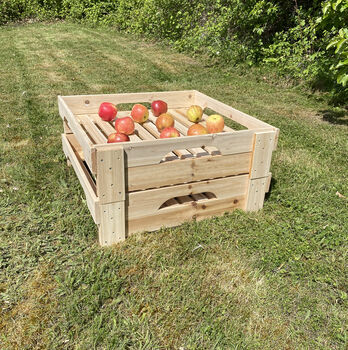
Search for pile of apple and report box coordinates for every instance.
[186,105,225,135]
[98,101,150,143]
[98,99,225,143]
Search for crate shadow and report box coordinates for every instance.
[265,177,277,201]
[320,109,348,126]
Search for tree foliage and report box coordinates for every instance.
[0,0,347,101]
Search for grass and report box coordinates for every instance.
[0,21,347,349]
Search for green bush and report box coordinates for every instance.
[262,11,326,81]
[319,0,348,87]
[0,0,347,102]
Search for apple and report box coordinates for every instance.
[160,127,180,138]
[107,133,130,143]
[131,104,149,123]
[187,105,203,123]
[156,113,174,131]
[206,114,225,133]
[98,102,117,122]
[151,100,168,117]
[114,117,135,135]
[187,124,208,136]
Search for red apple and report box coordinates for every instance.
[187,105,203,123]
[160,127,180,138]
[131,104,149,123]
[98,102,117,122]
[206,114,225,133]
[187,124,208,136]
[107,133,130,143]
[156,113,174,131]
[151,100,168,117]
[114,117,135,135]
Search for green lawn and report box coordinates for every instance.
[0,22,347,349]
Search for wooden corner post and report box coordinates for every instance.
[96,146,126,246]
[246,131,276,211]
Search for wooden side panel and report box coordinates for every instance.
[245,130,275,211]
[127,152,251,191]
[245,177,268,211]
[96,148,125,204]
[128,195,245,234]
[66,133,84,160]
[249,131,275,179]
[128,175,248,219]
[63,119,72,134]
[61,134,99,224]
[58,96,95,172]
[95,129,254,167]
[62,90,195,114]
[194,90,274,130]
[99,202,126,245]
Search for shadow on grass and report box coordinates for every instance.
[265,177,277,201]
[320,108,348,126]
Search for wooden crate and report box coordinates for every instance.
[59,90,279,246]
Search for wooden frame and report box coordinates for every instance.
[59,90,278,246]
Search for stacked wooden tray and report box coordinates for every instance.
[59,90,279,246]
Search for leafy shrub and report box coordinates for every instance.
[319,0,348,87]
[0,0,346,102]
[262,11,326,82]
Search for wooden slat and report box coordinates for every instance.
[249,131,275,179]
[128,133,143,142]
[176,195,193,204]
[205,192,216,199]
[65,131,84,160]
[99,201,126,245]
[77,115,107,144]
[128,194,245,234]
[127,152,251,191]
[128,174,248,219]
[194,90,274,130]
[96,147,125,204]
[63,119,72,134]
[62,90,195,114]
[191,193,207,201]
[91,113,141,143]
[58,96,95,172]
[61,134,99,224]
[245,177,268,211]
[94,129,254,167]
[133,121,156,140]
[88,114,116,135]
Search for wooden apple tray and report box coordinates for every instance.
[59,90,279,246]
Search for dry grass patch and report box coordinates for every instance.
[0,264,58,350]
[46,70,65,82]
[1,139,31,150]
